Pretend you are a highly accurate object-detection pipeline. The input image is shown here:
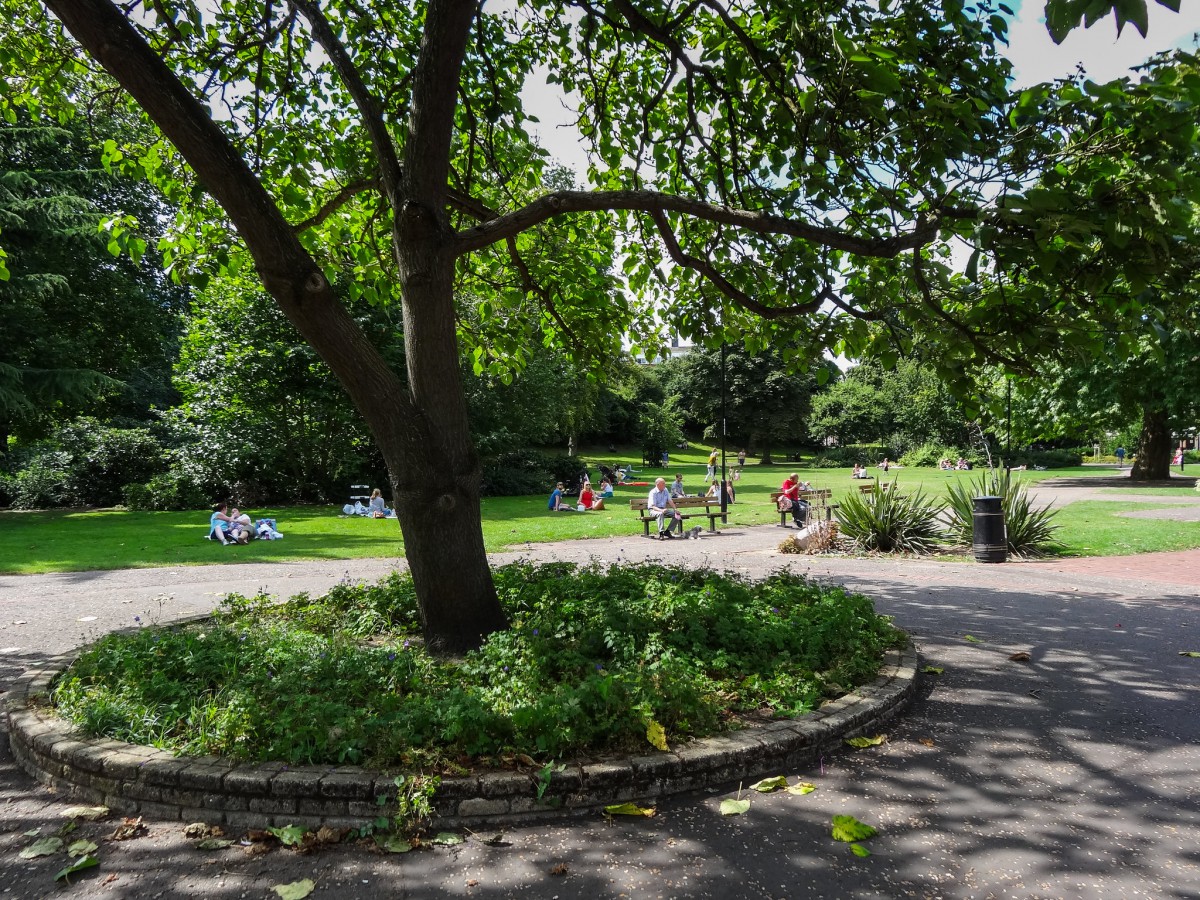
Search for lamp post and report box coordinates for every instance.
[720,340,728,523]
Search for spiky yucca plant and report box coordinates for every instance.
[945,467,1063,557]
[835,482,946,554]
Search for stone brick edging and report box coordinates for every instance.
[6,643,918,830]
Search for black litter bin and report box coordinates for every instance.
[972,496,1007,563]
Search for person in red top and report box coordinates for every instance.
[578,483,595,510]
[780,473,809,528]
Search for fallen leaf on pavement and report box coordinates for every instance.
[63,806,109,822]
[109,817,148,841]
[272,879,315,899]
[831,815,877,843]
[845,734,887,748]
[604,802,656,817]
[719,798,751,816]
[749,775,789,793]
[1008,651,1032,662]
[20,836,64,859]
[54,854,99,883]
[785,782,817,795]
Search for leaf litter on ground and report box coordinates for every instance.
[845,734,887,748]
[19,836,63,859]
[604,802,655,817]
[831,815,878,843]
[272,879,315,900]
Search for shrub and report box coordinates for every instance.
[122,469,211,511]
[7,450,73,509]
[480,450,587,497]
[898,443,985,468]
[835,481,946,554]
[52,563,904,767]
[945,468,1063,557]
[810,445,892,468]
[1005,449,1082,469]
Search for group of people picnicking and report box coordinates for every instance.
[937,457,972,471]
[343,488,395,518]
[548,477,615,511]
[208,502,282,544]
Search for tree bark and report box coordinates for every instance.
[1130,406,1172,480]
[46,0,507,653]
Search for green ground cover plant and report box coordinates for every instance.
[51,563,905,767]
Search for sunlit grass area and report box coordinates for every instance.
[1,460,1195,574]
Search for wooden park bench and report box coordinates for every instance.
[858,481,895,495]
[630,496,723,537]
[770,489,837,527]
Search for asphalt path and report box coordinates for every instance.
[0,485,1198,898]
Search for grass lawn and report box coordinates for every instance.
[1,458,1197,574]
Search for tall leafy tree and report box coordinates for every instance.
[1006,326,1200,479]
[809,359,974,452]
[0,112,183,452]
[4,0,1196,650]
[665,345,830,464]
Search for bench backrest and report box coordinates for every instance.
[770,489,832,503]
[858,482,893,494]
[630,496,720,511]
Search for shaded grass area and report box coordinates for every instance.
[1,464,1196,574]
[52,563,904,767]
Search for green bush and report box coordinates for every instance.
[1006,449,1082,469]
[480,450,587,497]
[835,481,946,553]
[898,443,985,468]
[8,451,73,509]
[122,469,211,511]
[52,563,903,766]
[945,468,1063,557]
[810,445,892,468]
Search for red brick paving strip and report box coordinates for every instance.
[1034,548,1200,587]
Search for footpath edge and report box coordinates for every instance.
[6,639,918,830]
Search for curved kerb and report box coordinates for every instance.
[6,641,918,831]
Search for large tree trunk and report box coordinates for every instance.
[48,0,508,654]
[1130,406,1172,480]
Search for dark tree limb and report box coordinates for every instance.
[458,189,943,257]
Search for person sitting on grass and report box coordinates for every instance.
[209,502,234,545]
[598,478,614,498]
[367,488,393,518]
[578,482,596,510]
[548,482,571,511]
[227,508,254,544]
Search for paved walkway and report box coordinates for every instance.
[1,504,1198,897]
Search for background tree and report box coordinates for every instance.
[0,111,184,453]
[664,345,830,464]
[809,359,973,454]
[1008,326,1200,479]
[5,0,1196,651]
[171,277,399,503]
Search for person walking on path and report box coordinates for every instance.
[647,477,682,539]
[1116,446,1126,467]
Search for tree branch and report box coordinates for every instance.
[650,209,822,320]
[292,177,379,232]
[286,0,404,204]
[457,189,942,257]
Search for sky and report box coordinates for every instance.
[524,2,1200,175]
